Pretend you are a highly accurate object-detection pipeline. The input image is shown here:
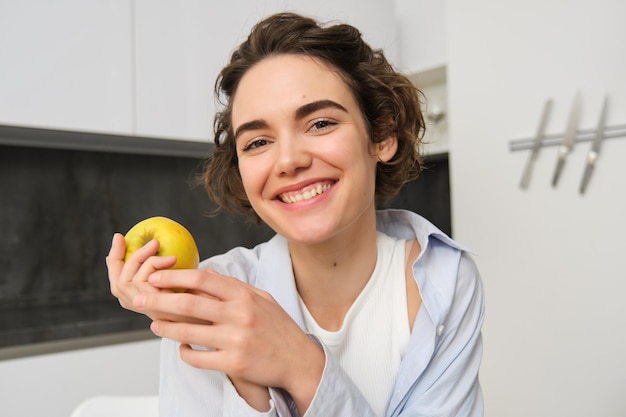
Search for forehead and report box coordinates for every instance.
[231,54,357,121]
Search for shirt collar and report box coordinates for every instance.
[375,208,472,254]
[254,234,307,328]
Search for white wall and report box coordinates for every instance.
[446,1,626,416]
[0,339,160,417]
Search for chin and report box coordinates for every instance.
[278,221,341,246]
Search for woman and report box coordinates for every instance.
[107,12,484,417]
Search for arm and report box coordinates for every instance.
[157,333,377,417]
[140,268,326,415]
[229,377,272,412]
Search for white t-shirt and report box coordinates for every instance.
[298,232,411,417]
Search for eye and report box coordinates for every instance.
[309,119,337,132]
[241,138,270,152]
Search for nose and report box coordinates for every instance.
[272,136,312,176]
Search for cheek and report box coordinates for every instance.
[238,159,264,197]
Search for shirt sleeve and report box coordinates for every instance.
[158,337,376,417]
[396,251,485,417]
[299,340,378,417]
[158,338,297,417]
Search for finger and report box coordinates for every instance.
[179,342,226,371]
[132,254,177,284]
[123,239,161,273]
[147,268,205,293]
[150,320,224,348]
[120,240,175,287]
[106,234,131,300]
[105,233,126,281]
[149,268,247,301]
[135,290,223,324]
[177,341,257,380]
[107,233,126,261]
[116,255,177,314]
[107,235,173,312]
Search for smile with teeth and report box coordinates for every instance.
[279,182,333,204]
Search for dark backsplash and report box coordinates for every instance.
[0,138,449,349]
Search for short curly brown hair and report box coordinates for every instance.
[204,12,425,222]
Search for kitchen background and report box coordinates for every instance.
[1,0,625,417]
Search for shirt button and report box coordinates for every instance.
[436,325,445,336]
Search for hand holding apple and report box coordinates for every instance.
[124,216,200,271]
[106,216,200,317]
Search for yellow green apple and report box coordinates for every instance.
[124,216,200,271]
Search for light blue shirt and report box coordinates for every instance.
[159,209,484,416]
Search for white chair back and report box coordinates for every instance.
[69,395,158,417]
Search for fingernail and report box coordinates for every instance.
[133,294,146,308]
[150,321,159,334]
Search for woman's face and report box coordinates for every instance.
[231,54,396,244]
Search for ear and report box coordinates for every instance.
[375,134,398,163]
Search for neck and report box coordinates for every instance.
[289,208,378,330]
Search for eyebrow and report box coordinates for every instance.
[294,99,348,120]
[234,119,268,141]
[234,99,348,140]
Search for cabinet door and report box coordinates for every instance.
[133,0,243,141]
[0,0,133,135]
[134,0,397,142]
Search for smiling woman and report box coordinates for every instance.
[106,12,484,417]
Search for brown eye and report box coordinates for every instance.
[242,138,269,152]
[310,119,337,132]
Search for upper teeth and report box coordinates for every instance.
[280,183,331,204]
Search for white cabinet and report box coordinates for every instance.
[133,0,398,142]
[133,0,247,141]
[0,0,133,135]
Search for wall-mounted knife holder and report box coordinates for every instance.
[509,94,626,194]
[509,124,626,152]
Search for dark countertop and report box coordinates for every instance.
[0,294,151,351]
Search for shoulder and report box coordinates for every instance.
[456,251,484,305]
[376,208,472,254]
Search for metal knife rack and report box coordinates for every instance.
[510,124,626,152]
[509,94,626,193]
